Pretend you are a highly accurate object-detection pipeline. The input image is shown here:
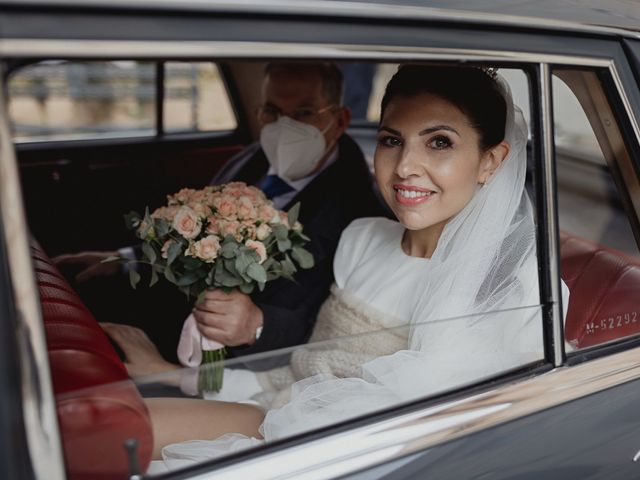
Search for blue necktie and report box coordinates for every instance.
[259,174,295,199]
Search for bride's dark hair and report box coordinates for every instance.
[380,65,507,151]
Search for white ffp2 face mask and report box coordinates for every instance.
[259,116,334,182]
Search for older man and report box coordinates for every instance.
[56,62,383,366]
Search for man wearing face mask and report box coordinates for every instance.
[193,62,383,363]
[56,62,383,367]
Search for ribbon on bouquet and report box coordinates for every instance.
[177,313,225,395]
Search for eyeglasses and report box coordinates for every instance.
[257,104,337,124]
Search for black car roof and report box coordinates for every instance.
[1,0,639,37]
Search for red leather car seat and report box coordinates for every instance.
[31,241,153,480]
[560,232,640,349]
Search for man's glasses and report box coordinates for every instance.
[257,104,337,124]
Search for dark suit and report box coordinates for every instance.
[214,134,385,361]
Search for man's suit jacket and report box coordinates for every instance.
[213,134,385,362]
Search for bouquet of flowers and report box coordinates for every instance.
[117,182,314,393]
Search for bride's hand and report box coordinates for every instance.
[100,322,179,378]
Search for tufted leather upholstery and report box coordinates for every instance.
[560,232,640,349]
[31,241,153,480]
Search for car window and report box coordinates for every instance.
[553,69,640,351]
[8,60,237,143]
[8,60,156,142]
[24,60,547,477]
[163,62,237,133]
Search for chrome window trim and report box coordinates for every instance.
[191,346,640,480]
[0,72,65,478]
[2,39,639,478]
[2,0,640,40]
[539,63,565,367]
[610,65,640,172]
[0,40,618,66]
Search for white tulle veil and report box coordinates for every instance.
[162,73,543,466]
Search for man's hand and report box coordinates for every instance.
[194,289,264,346]
[52,250,121,282]
[100,322,179,378]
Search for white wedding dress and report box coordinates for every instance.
[157,76,569,471]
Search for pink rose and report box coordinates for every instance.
[256,223,272,240]
[245,240,267,264]
[213,195,237,218]
[189,235,220,263]
[218,219,242,241]
[205,216,220,235]
[243,185,267,203]
[190,189,208,203]
[168,187,196,205]
[222,182,247,198]
[172,207,202,239]
[187,201,211,219]
[151,206,179,222]
[258,204,277,223]
[237,196,257,220]
[224,181,247,190]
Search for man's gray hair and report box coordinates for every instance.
[264,62,344,105]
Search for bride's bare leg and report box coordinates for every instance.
[146,398,265,459]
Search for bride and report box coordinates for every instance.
[114,64,566,466]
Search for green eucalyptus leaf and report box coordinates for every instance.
[149,268,159,287]
[291,247,315,269]
[247,263,267,283]
[219,271,243,287]
[129,268,141,289]
[239,282,255,294]
[287,202,300,228]
[220,241,239,259]
[272,224,289,241]
[164,266,177,284]
[155,218,170,237]
[101,256,122,263]
[295,231,311,242]
[141,242,157,264]
[167,242,183,265]
[277,238,292,252]
[197,290,207,305]
[235,253,253,275]
[281,255,297,277]
[176,272,200,286]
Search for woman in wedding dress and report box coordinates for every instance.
[122,64,564,465]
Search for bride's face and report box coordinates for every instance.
[375,93,497,234]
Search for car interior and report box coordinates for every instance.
[7,58,640,478]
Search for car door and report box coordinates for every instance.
[2,4,640,480]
